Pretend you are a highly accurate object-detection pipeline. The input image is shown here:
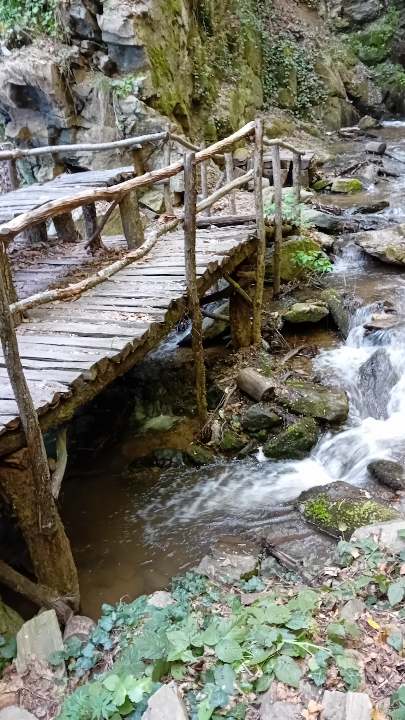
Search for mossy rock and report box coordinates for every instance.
[312,179,332,192]
[297,481,399,539]
[263,417,320,460]
[274,380,349,423]
[331,178,363,194]
[140,415,181,433]
[282,302,329,324]
[0,599,23,637]
[220,429,248,453]
[185,443,215,466]
[278,237,324,282]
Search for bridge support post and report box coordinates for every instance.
[119,191,144,249]
[184,152,207,425]
[54,212,80,243]
[83,203,102,252]
[229,259,254,348]
[253,118,266,344]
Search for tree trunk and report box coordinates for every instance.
[0,448,79,608]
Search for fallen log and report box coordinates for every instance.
[0,558,73,623]
[237,367,277,402]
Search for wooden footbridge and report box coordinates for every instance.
[0,120,304,615]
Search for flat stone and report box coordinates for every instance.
[351,520,405,554]
[331,178,363,194]
[260,700,303,720]
[345,692,372,720]
[321,691,346,720]
[16,609,64,674]
[196,547,257,584]
[142,682,188,719]
[366,141,386,155]
[0,709,37,720]
[147,591,175,609]
[368,460,405,491]
[364,314,401,332]
[355,224,405,266]
[274,381,349,423]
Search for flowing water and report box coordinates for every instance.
[62,123,405,618]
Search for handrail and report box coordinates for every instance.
[0,121,256,240]
[263,137,305,155]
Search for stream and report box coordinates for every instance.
[62,122,405,619]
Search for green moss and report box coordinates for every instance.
[331,178,363,194]
[303,495,398,539]
[264,418,320,460]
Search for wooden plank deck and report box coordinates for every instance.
[0,224,257,456]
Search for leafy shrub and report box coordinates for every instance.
[0,0,57,39]
[292,249,332,275]
[373,61,405,89]
[347,8,399,67]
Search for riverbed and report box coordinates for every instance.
[62,122,405,618]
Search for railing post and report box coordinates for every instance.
[163,127,174,215]
[183,151,207,424]
[83,203,102,252]
[252,118,266,345]
[293,151,302,226]
[200,147,210,218]
[119,190,144,249]
[225,152,236,214]
[54,212,80,243]
[272,144,283,299]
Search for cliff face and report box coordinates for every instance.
[0,0,404,180]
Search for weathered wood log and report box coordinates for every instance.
[272,144,283,298]
[263,137,304,154]
[83,203,101,252]
[197,170,252,215]
[119,190,144,249]
[163,131,174,215]
[0,121,256,240]
[200,149,210,218]
[184,152,207,424]
[53,212,80,243]
[0,558,72,622]
[293,151,301,225]
[196,214,255,228]
[84,197,120,250]
[224,272,252,306]
[225,152,236,214]
[51,427,67,500]
[253,118,266,344]
[237,367,276,402]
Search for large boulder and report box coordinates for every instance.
[368,459,405,491]
[342,0,381,25]
[264,418,320,460]
[277,237,327,281]
[274,381,349,423]
[331,177,363,194]
[16,609,64,674]
[355,224,405,265]
[358,349,398,419]
[297,481,399,539]
[282,301,329,324]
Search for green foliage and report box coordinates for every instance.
[347,8,399,66]
[0,634,16,673]
[373,62,405,89]
[292,250,332,276]
[0,0,57,39]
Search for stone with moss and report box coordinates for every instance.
[274,380,349,423]
[282,302,329,324]
[220,429,248,453]
[331,177,363,194]
[277,237,324,281]
[185,443,215,466]
[297,481,399,539]
[0,599,23,637]
[263,418,320,460]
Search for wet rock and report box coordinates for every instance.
[0,600,23,637]
[278,237,326,281]
[241,403,281,434]
[313,230,335,251]
[340,598,366,622]
[0,709,37,720]
[274,381,349,423]
[364,314,401,332]
[351,520,405,554]
[184,443,215,466]
[151,449,185,468]
[196,547,258,584]
[301,207,344,233]
[283,301,329,324]
[16,609,64,674]
[219,429,249,453]
[380,158,402,178]
[312,179,332,192]
[358,115,380,130]
[321,690,372,720]
[142,682,188,719]
[366,140,387,155]
[331,178,363,194]
[353,198,389,214]
[321,289,351,338]
[297,481,399,539]
[359,349,398,419]
[63,615,95,646]
[264,418,320,460]
[141,415,181,433]
[260,699,302,720]
[355,224,405,265]
[147,591,175,609]
[368,459,405,491]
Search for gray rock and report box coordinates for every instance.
[366,141,387,155]
[140,189,165,214]
[241,403,281,434]
[16,609,64,674]
[351,520,405,554]
[343,0,381,24]
[368,460,405,491]
[340,598,366,622]
[355,224,405,266]
[358,115,380,130]
[260,700,302,720]
[313,230,335,251]
[321,289,351,338]
[0,709,37,720]
[273,381,349,423]
[142,682,188,719]
[196,548,257,584]
[283,302,329,324]
[147,591,175,609]
[301,207,344,233]
[63,615,95,645]
[321,690,372,720]
[359,350,399,420]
